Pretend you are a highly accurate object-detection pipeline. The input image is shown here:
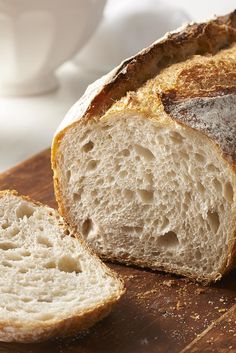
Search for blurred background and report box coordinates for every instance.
[0,0,235,172]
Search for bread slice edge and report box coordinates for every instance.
[0,190,125,343]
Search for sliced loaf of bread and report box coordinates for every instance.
[52,11,236,282]
[0,190,124,342]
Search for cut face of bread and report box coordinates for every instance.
[57,114,236,282]
[52,12,236,282]
[0,191,123,343]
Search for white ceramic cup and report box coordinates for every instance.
[0,0,106,96]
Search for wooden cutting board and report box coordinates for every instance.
[0,149,235,353]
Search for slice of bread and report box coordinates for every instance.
[0,190,124,343]
[52,11,236,283]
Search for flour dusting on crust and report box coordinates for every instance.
[162,92,236,162]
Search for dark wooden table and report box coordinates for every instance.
[0,149,235,353]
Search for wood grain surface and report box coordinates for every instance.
[0,149,235,353]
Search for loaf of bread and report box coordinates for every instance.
[52,11,236,283]
[0,190,123,342]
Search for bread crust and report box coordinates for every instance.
[52,10,236,136]
[0,190,124,342]
[52,11,236,283]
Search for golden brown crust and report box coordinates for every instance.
[54,11,236,131]
[0,190,124,342]
[0,298,116,343]
[100,253,220,285]
[52,11,236,283]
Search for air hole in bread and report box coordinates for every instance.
[5,306,16,312]
[118,149,130,157]
[179,151,189,160]
[223,182,233,203]
[184,192,191,203]
[82,141,94,152]
[167,171,176,178]
[114,161,121,172]
[159,216,170,232]
[0,242,18,250]
[82,218,93,237]
[9,227,20,236]
[156,135,164,144]
[6,253,22,261]
[123,189,134,201]
[134,144,155,161]
[19,268,28,273]
[207,164,220,173]
[1,222,10,229]
[78,176,85,184]
[37,234,52,248]
[37,297,52,303]
[97,178,104,185]
[57,255,81,273]
[87,160,99,171]
[183,173,192,183]
[52,290,66,297]
[219,204,225,213]
[45,261,56,269]
[94,198,99,206]
[157,231,179,249]
[207,211,220,233]
[2,261,12,267]
[21,297,32,303]
[196,182,205,195]
[64,229,70,236]
[137,189,154,203]
[66,170,71,182]
[144,173,153,184]
[115,189,122,196]
[194,153,205,163]
[16,203,35,219]
[107,176,114,183]
[195,249,202,260]
[20,250,31,257]
[119,170,128,178]
[212,178,222,194]
[73,192,81,202]
[169,131,184,144]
